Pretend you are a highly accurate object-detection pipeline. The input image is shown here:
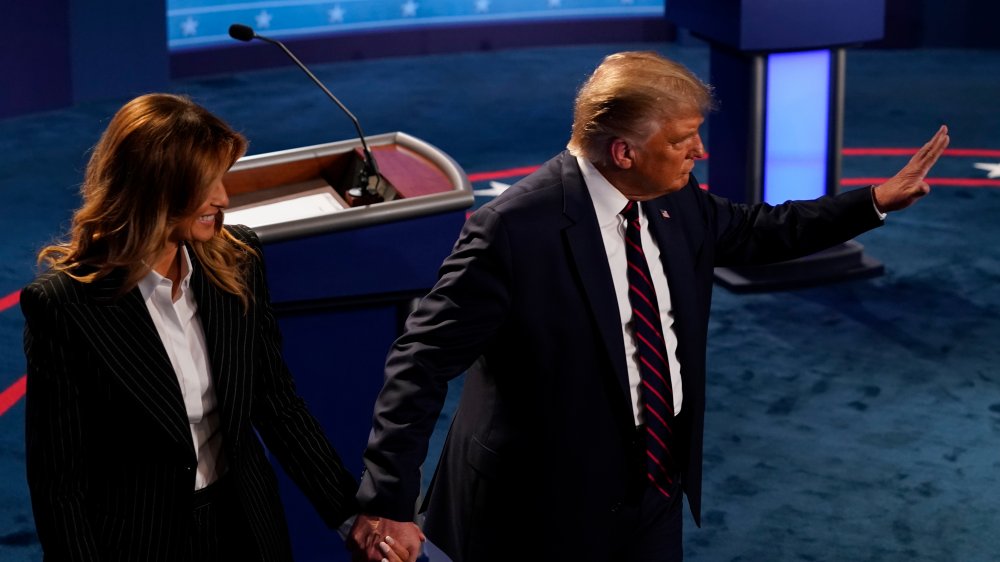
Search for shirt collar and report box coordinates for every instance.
[138,245,195,301]
[576,155,632,227]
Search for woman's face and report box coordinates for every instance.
[169,172,229,245]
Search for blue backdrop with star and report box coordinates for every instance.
[167,0,665,49]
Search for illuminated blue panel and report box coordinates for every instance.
[167,0,666,50]
[763,50,830,205]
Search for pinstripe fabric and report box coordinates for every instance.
[22,224,359,562]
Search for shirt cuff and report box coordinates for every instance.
[870,185,887,221]
[338,513,357,540]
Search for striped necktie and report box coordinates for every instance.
[621,200,676,498]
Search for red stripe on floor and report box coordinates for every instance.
[0,290,19,313]
[843,148,1000,158]
[843,177,1000,187]
[467,165,541,182]
[0,375,27,416]
[2,291,26,414]
[467,148,1000,186]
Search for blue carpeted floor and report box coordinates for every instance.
[1,41,999,561]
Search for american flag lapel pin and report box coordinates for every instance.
[660,209,670,219]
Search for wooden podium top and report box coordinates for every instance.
[222,131,472,242]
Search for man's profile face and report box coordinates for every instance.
[622,113,705,200]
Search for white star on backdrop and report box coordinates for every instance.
[973,162,1000,178]
[475,0,490,13]
[328,5,346,23]
[181,16,199,36]
[547,0,561,8]
[256,10,273,29]
[401,0,419,17]
[621,0,634,5]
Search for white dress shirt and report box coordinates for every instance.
[138,246,225,490]
[577,156,684,426]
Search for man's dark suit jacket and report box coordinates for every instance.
[357,152,884,562]
[22,225,358,562]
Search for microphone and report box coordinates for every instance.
[228,23,381,203]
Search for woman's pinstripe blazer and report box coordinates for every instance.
[21,224,359,562]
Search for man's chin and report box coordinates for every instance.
[668,173,690,191]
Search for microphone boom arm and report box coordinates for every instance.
[233,26,380,198]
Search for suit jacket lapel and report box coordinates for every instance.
[644,195,698,362]
[68,273,192,452]
[558,154,633,408]
[189,253,251,451]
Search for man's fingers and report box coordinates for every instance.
[906,125,950,178]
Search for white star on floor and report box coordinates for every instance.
[475,0,490,13]
[973,162,1000,178]
[474,181,510,198]
[181,16,199,36]
[328,5,346,23]
[256,10,273,29]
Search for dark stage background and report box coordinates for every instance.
[2,8,1000,562]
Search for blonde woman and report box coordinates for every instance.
[21,93,411,562]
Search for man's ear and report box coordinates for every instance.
[609,138,634,169]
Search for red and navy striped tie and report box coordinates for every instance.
[621,200,676,498]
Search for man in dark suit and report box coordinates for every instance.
[348,51,950,561]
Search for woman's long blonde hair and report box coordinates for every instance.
[38,93,257,307]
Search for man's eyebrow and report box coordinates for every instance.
[670,131,698,143]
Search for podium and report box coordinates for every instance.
[667,0,887,291]
[223,131,472,561]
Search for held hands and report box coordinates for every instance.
[372,536,409,562]
[872,125,950,213]
[348,513,426,562]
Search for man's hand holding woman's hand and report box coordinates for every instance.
[348,513,426,562]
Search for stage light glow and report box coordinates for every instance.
[763,49,830,205]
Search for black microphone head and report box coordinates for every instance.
[228,24,256,42]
